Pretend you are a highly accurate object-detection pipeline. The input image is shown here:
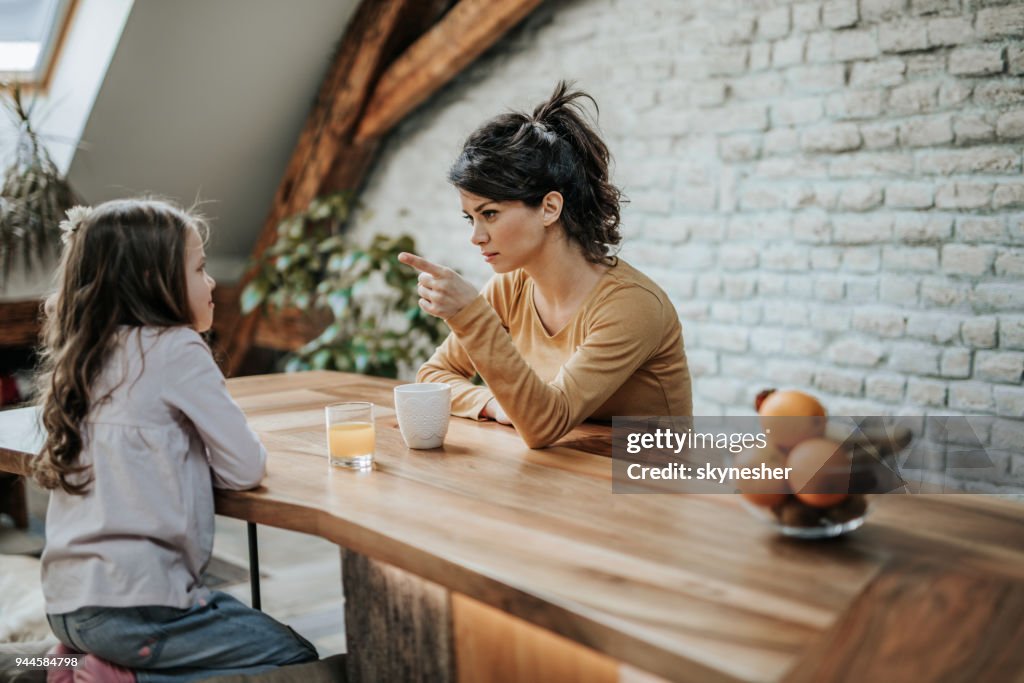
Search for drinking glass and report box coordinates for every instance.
[325,402,375,469]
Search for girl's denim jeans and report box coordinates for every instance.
[47,591,318,682]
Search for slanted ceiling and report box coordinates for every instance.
[66,0,360,279]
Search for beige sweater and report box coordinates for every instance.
[418,259,692,447]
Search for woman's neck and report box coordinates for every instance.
[523,233,607,305]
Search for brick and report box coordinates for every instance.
[762,128,801,156]
[953,113,996,144]
[994,386,1024,417]
[692,82,728,107]
[940,348,972,379]
[992,420,1024,452]
[866,373,906,402]
[976,5,1024,41]
[834,213,891,241]
[889,81,939,115]
[814,275,846,300]
[801,124,862,153]
[838,184,884,211]
[846,276,879,302]
[907,53,947,77]
[893,213,953,242]
[698,273,723,297]
[716,17,757,44]
[809,304,853,332]
[749,42,772,71]
[861,121,900,148]
[891,342,941,375]
[939,80,973,108]
[973,79,1024,107]
[995,248,1024,276]
[993,183,1024,209]
[719,245,759,270]
[828,338,886,366]
[822,0,859,28]
[911,0,957,14]
[772,36,805,67]
[956,217,1004,243]
[806,31,834,61]
[830,151,913,177]
[907,377,947,406]
[719,134,761,162]
[794,212,832,242]
[883,246,939,271]
[834,30,880,60]
[908,312,962,344]
[763,301,810,326]
[961,316,998,349]
[935,182,995,210]
[731,72,786,100]
[815,368,865,396]
[975,285,1024,312]
[996,109,1024,139]
[826,90,884,119]
[885,183,933,208]
[725,274,758,299]
[711,301,744,323]
[921,278,971,308]
[686,349,718,377]
[949,382,995,412]
[1012,216,1024,245]
[786,65,846,93]
[804,183,840,210]
[760,6,792,39]
[918,147,1021,175]
[842,246,881,273]
[763,360,816,386]
[927,17,975,47]
[793,3,821,31]
[771,98,824,126]
[850,59,906,87]
[899,115,953,147]
[976,350,1024,384]
[1010,45,1024,75]
[707,47,750,76]
[860,0,907,22]
[810,245,842,269]
[762,245,810,271]
[880,21,930,53]
[785,329,826,356]
[950,46,1006,76]
[854,307,907,337]
[881,275,920,305]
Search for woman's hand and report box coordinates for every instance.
[398,252,479,320]
[483,398,512,425]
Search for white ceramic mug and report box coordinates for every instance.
[394,383,452,449]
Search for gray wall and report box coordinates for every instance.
[347,0,1024,493]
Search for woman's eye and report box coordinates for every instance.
[482,211,497,219]
[462,214,473,224]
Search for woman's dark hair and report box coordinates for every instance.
[448,81,623,264]
[32,198,207,495]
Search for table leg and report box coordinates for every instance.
[340,548,454,683]
[247,522,261,610]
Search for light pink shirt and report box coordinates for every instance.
[41,326,266,614]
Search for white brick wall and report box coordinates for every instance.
[347,0,1024,492]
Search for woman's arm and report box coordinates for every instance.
[417,332,495,420]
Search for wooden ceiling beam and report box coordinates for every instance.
[354,0,543,144]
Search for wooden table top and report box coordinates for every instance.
[3,370,1023,682]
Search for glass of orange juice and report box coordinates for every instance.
[325,402,375,469]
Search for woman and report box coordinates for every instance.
[399,82,691,448]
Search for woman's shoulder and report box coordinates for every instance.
[600,259,673,306]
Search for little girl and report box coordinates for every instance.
[32,199,318,682]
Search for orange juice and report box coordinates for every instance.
[329,422,375,465]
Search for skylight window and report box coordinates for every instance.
[0,0,75,86]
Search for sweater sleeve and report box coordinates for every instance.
[444,285,664,448]
[162,329,268,490]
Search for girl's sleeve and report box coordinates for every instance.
[443,286,664,448]
[163,330,267,490]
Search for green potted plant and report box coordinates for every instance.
[241,192,448,378]
[1,83,77,286]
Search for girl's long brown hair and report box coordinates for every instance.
[32,198,207,495]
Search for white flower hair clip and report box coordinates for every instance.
[59,205,93,244]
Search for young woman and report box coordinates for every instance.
[34,199,318,682]
[399,82,692,448]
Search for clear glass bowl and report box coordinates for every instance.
[740,494,871,539]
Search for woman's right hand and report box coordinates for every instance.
[483,398,512,425]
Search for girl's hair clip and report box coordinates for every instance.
[59,205,93,244]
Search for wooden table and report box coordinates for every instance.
[3,370,1024,683]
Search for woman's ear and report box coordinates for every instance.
[541,191,564,227]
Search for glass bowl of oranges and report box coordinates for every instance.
[735,390,912,539]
